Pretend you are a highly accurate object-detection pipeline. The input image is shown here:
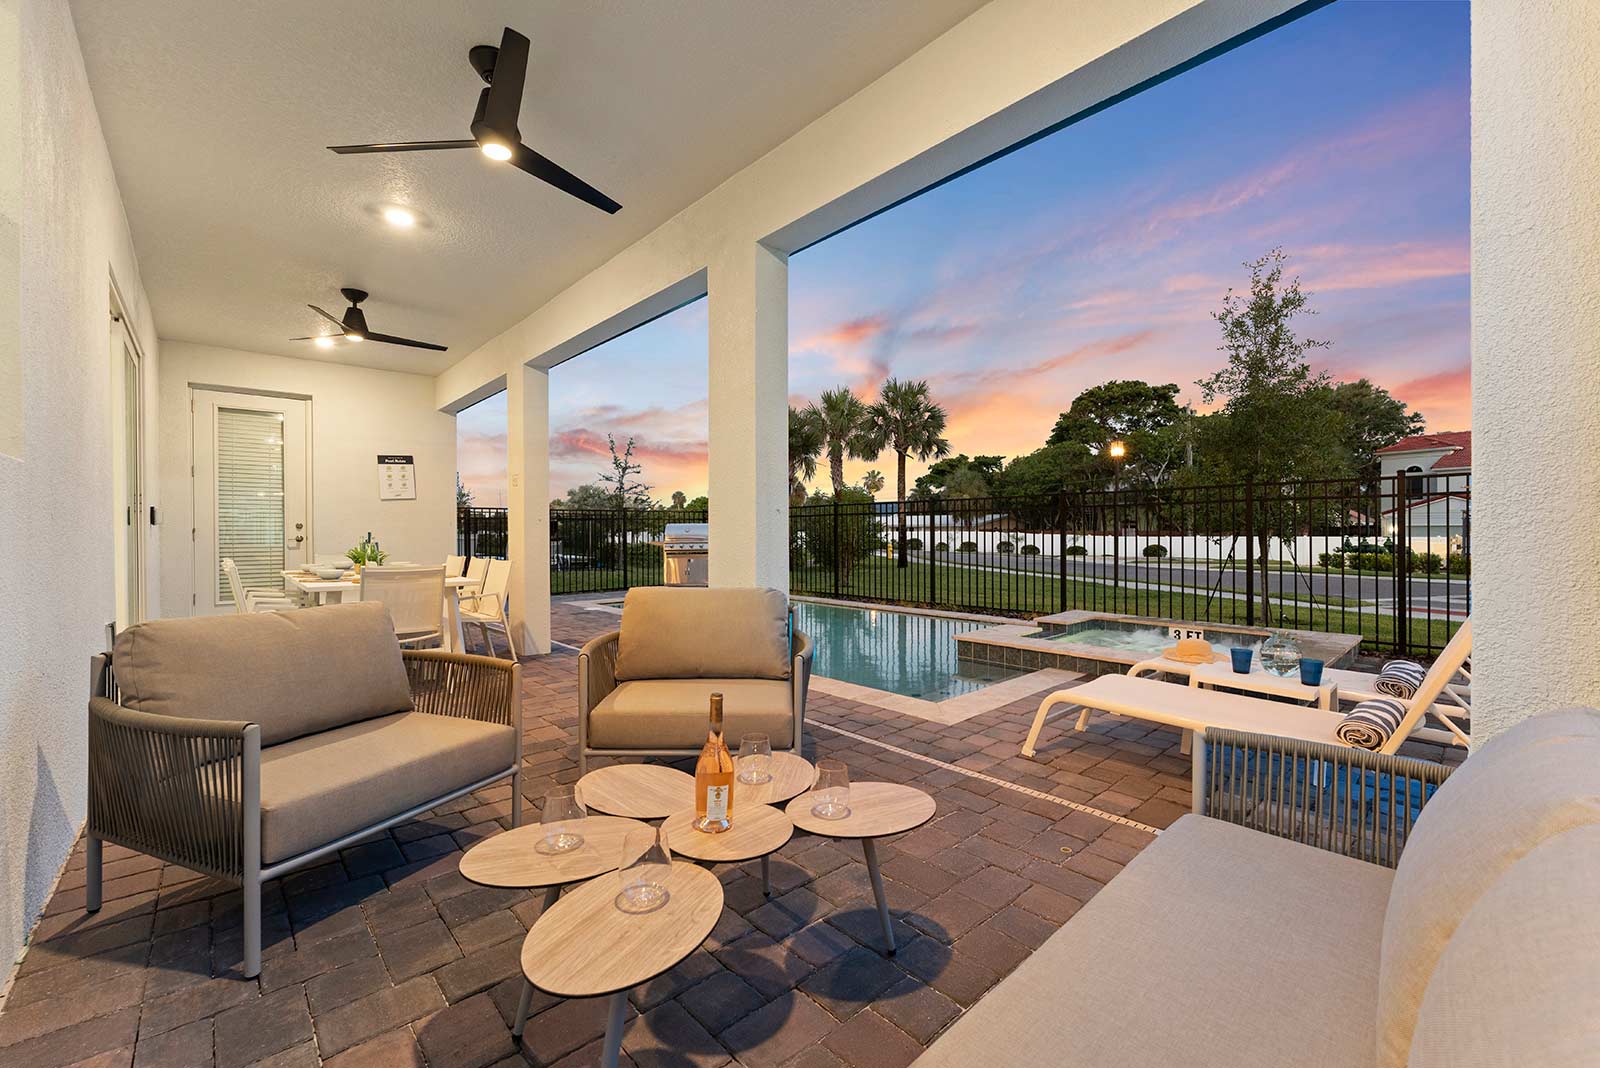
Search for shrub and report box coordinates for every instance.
[1317,551,1342,568]
[1448,554,1470,575]
[1019,544,1041,556]
[1064,544,1088,556]
[1349,552,1396,571]
[1141,544,1168,559]
[934,541,949,552]
[957,540,978,553]
[906,537,924,550]
[996,541,1015,553]
[1412,552,1444,575]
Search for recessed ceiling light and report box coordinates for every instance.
[382,206,416,228]
[480,141,513,162]
[314,336,336,349]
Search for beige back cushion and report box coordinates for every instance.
[112,601,414,746]
[1407,825,1600,1067]
[1377,707,1600,1066]
[614,587,790,682]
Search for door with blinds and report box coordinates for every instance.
[192,389,310,614]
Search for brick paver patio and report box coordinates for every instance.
[0,600,1463,1068]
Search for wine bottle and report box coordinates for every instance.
[693,693,735,833]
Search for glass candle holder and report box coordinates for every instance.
[811,759,851,820]
[737,733,773,785]
[536,786,585,855]
[615,826,672,914]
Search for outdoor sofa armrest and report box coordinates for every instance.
[402,649,522,733]
[1194,727,1454,869]
[88,695,259,883]
[578,629,621,714]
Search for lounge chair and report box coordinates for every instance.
[1021,619,1472,758]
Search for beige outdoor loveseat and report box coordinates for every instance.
[577,587,813,773]
[87,601,522,978]
[913,706,1600,1067]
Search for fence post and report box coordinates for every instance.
[1394,473,1410,657]
[831,498,841,598]
[1244,477,1256,627]
[928,499,938,607]
[1057,489,1067,613]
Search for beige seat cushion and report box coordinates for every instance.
[614,587,790,681]
[1377,708,1600,1066]
[912,814,1392,1068]
[113,602,413,746]
[1408,825,1600,1067]
[1067,672,1346,744]
[588,678,793,749]
[259,711,515,863]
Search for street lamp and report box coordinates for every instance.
[1107,441,1127,593]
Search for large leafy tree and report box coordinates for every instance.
[1047,380,1186,485]
[788,406,824,505]
[1192,248,1349,623]
[1317,377,1425,482]
[861,378,950,567]
[805,388,877,497]
[910,454,1005,499]
[551,483,618,510]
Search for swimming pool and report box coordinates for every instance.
[791,600,1030,700]
[1028,618,1262,656]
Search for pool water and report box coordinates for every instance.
[1031,618,1263,656]
[792,601,1030,700]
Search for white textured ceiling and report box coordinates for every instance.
[69,0,988,375]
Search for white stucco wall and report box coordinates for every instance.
[156,340,457,618]
[0,0,161,980]
[1471,4,1600,739]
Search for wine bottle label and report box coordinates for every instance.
[705,784,729,821]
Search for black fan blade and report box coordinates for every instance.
[308,305,347,329]
[328,140,477,154]
[363,331,448,352]
[508,142,622,214]
[481,28,530,135]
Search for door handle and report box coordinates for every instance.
[291,535,305,544]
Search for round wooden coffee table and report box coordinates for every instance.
[660,803,793,894]
[576,764,694,819]
[788,781,936,955]
[735,751,816,807]
[521,861,722,1068]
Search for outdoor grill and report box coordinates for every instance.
[662,522,709,586]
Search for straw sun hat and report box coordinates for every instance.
[1161,637,1223,664]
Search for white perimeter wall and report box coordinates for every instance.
[0,0,161,980]
[156,340,457,617]
[1472,4,1600,739]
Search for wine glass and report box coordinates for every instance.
[737,733,773,785]
[811,759,851,820]
[536,786,585,855]
[616,825,672,914]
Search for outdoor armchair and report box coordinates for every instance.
[86,601,522,978]
[576,587,813,773]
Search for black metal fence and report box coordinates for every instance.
[458,472,1468,655]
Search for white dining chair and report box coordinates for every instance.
[445,554,466,577]
[460,558,517,660]
[359,566,446,647]
[221,558,299,614]
[460,557,490,607]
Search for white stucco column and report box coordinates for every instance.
[506,362,551,655]
[706,241,789,589]
[1471,5,1600,740]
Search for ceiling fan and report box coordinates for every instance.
[327,27,621,215]
[290,289,447,352]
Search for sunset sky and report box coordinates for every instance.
[458,1,1470,507]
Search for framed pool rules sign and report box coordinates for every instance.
[377,454,416,500]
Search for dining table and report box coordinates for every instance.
[279,569,478,653]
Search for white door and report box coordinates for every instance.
[111,320,145,628]
[192,389,310,614]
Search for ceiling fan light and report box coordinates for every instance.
[381,206,416,228]
[480,140,513,162]
[314,336,336,349]
[345,332,365,343]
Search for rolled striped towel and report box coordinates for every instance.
[1336,698,1407,749]
[1375,660,1427,699]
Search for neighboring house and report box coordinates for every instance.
[1377,432,1471,554]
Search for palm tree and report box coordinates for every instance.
[861,469,885,497]
[863,378,950,567]
[787,407,824,505]
[805,388,877,498]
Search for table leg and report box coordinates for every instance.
[511,886,563,1040]
[862,838,895,955]
[600,989,628,1068]
[761,854,771,897]
[444,590,465,653]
